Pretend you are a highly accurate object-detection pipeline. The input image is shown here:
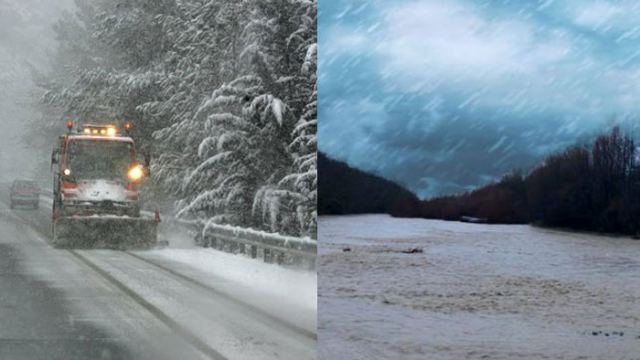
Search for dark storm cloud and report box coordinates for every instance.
[319,0,640,198]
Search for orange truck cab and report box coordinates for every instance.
[51,123,147,219]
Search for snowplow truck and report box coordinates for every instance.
[50,122,158,249]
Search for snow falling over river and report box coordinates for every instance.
[318,215,640,359]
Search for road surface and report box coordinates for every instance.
[319,215,640,360]
[0,188,316,360]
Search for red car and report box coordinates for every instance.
[10,180,40,209]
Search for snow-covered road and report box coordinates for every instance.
[319,215,640,360]
[0,190,316,359]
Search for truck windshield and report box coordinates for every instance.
[67,140,133,180]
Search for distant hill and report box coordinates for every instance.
[319,128,640,236]
[318,152,420,216]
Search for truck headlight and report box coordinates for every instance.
[128,165,144,181]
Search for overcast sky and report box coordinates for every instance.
[319,0,640,198]
[0,0,74,180]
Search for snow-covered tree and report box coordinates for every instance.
[38,0,317,238]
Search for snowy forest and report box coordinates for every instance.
[31,0,317,238]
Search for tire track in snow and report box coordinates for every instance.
[124,251,318,341]
[67,249,228,360]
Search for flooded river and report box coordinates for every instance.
[319,215,640,359]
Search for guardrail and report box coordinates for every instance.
[170,219,317,270]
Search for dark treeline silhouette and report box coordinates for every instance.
[320,128,640,235]
[318,152,419,216]
[416,172,528,224]
[409,127,640,234]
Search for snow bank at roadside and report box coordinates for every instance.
[145,247,317,313]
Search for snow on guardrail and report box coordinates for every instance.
[171,218,316,269]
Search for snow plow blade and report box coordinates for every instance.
[52,216,158,249]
